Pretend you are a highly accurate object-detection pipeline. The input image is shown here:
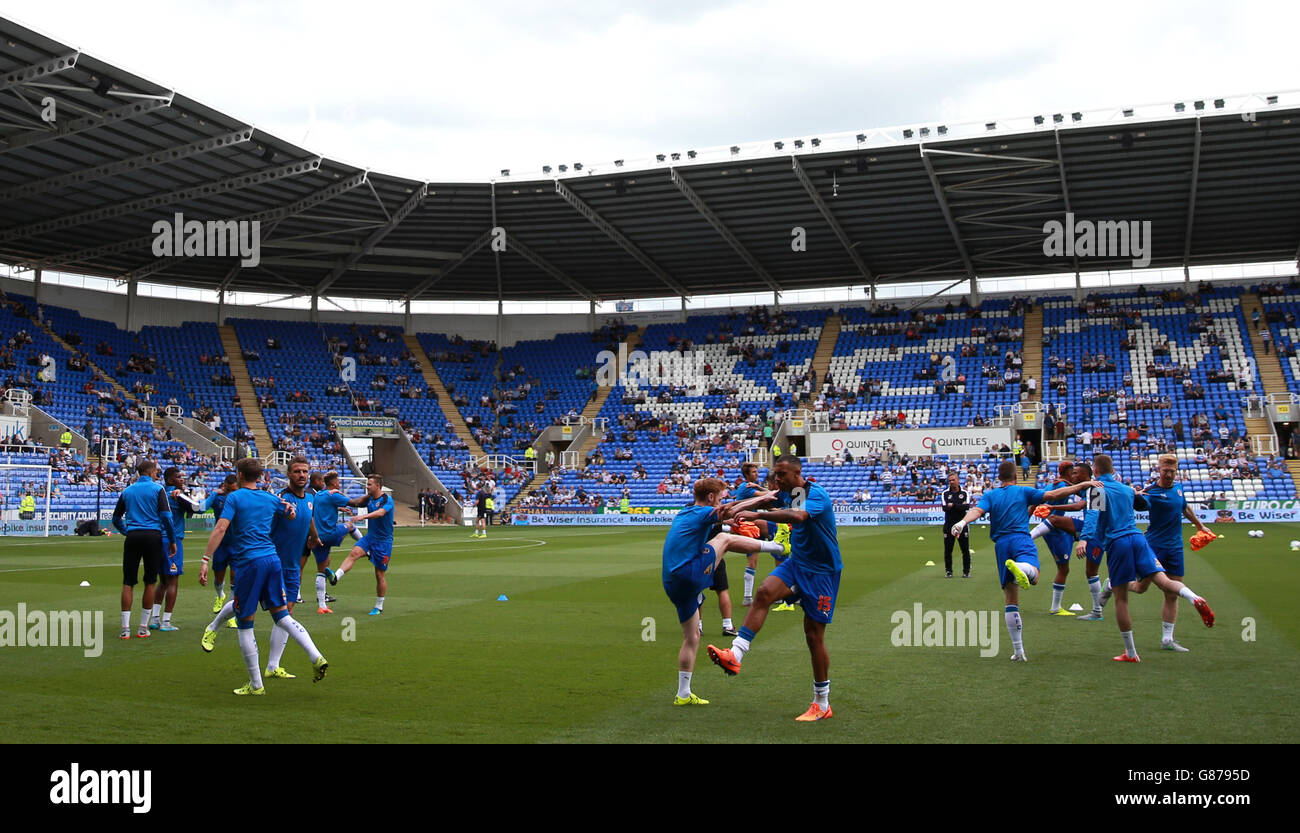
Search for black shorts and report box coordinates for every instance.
[710,558,729,592]
[122,530,163,587]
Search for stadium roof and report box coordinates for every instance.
[1,16,1299,304]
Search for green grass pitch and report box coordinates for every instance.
[1,524,1296,743]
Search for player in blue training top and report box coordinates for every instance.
[1122,453,1216,651]
[327,473,395,615]
[1046,461,1109,620]
[150,466,191,632]
[306,470,355,614]
[1027,461,1087,616]
[661,477,785,706]
[260,456,323,678]
[198,457,328,695]
[710,456,845,721]
[1089,454,1215,662]
[951,460,1097,661]
[204,474,239,626]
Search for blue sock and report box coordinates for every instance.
[745,567,755,577]
[738,626,756,642]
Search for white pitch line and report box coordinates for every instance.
[0,562,120,574]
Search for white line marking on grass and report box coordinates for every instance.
[391,538,548,553]
[0,562,119,574]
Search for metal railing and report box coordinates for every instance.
[466,454,535,473]
[1250,434,1277,455]
[5,388,31,416]
[264,449,292,471]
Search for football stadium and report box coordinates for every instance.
[0,5,1298,773]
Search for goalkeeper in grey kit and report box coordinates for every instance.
[941,473,971,578]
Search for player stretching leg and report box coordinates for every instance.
[951,460,1097,661]
[1089,454,1215,663]
[1126,454,1216,652]
[263,456,322,679]
[151,467,192,631]
[708,457,843,721]
[733,462,765,605]
[664,479,785,705]
[327,474,395,615]
[308,471,354,613]
[1031,461,1086,616]
[204,475,239,628]
[198,457,328,694]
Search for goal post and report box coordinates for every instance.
[0,463,53,537]
[265,473,372,533]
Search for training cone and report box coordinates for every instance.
[79,580,90,587]
[496,594,509,601]
[1068,603,1083,611]
[924,560,935,567]
[917,536,925,541]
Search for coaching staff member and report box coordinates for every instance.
[112,460,176,640]
[941,472,971,578]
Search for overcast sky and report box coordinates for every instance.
[7,1,1300,180]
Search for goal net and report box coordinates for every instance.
[265,473,372,532]
[0,463,53,537]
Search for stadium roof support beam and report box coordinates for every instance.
[259,240,461,260]
[553,179,689,297]
[0,128,255,203]
[920,148,978,285]
[669,167,781,292]
[0,157,322,244]
[25,171,366,270]
[313,183,428,296]
[0,52,79,94]
[0,94,172,154]
[1052,130,1081,287]
[1182,118,1203,281]
[402,228,493,302]
[790,156,874,287]
[507,236,600,302]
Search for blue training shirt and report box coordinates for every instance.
[313,489,351,530]
[734,481,760,501]
[976,483,1046,541]
[112,476,174,546]
[662,504,720,579]
[365,493,396,543]
[1144,482,1188,553]
[269,488,314,567]
[219,487,289,566]
[781,481,841,574]
[1047,480,1072,514]
[1093,473,1143,545]
[166,488,187,540]
[1080,485,1102,545]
